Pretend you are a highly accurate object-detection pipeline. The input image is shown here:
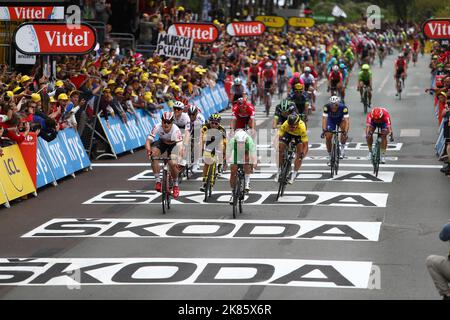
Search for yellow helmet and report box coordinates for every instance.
[20,75,31,83]
[294,83,303,90]
[31,93,41,102]
[58,93,69,100]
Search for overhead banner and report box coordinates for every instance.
[226,21,265,37]
[288,17,315,28]
[156,33,194,60]
[0,6,65,21]
[0,144,36,202]
[14,22,97,55]
[167,23,218,43]
[422,18,450,40]
[255,15,286,28]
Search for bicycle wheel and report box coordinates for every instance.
[330,138,336,178]
[276,161,288,201]
[204,166,211,202]
[335,138,340,176]
[209,162,216,199]
[232,183,238,219]
[239,175,244,214]
[363,89,368,114]
[167,175,172,210]
[161,170,167,214]
[373,141,381,177]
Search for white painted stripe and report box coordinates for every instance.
[400,129,420,137]
[83,190,389,207]
[0,258,373,288]
[22,218,382,241]
[377,73,390,93]
[405,92,421,96]
[93,163,439,169]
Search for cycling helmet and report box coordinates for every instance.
[187,104,199,115]
[280,55,287,61]
[398,53,404,58]
[304,66,311,73]
[329,96,341,105]
[234,129,249,143]
[406,43,410,47]
[236,97,245,104]
[361,64,370,70]
[332,65,340,71]
[252,59,258,65]
[293,72,300,78]
[209,113,221,122]
[173,100,185,110]
[287,113,300,126]
[234,77,242,85]
[294,83,304,90]
[339,63,346,69]
[162,111,175,122]
[371,108,383,120]
[280,99,294,113]
[265,62,272,69]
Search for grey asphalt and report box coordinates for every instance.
[0,52,448,300]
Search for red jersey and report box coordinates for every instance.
[328,70,343,82]
[413,40,419,51]
[395,58,407,70]
[248,66,260,76]
[261,69,275,81]
[366,108,391,126]
[232,102,255,129]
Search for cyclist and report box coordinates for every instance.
[328,65,343,98]
[261,61,276,109]
[366,107,393,164]
[300,66,317,111]
[277,55,289,89]
[227,129,257,200]
[230,77,247,103]
[273,99,296,129]
[412,37,420,65]
[358,64,373,108]
[247,59,260,102]
[277,113,309,184]
[343,47,355,71]
[403,43,412,63]
[287,82,309,122]
[173,100,191,131]
[231,97,255,132]
[321,96,349,161]
[394,53,407,95]
[187,104,205,170]
[145,111,183,198]
[339,63,349,100]
[199,113,227,192]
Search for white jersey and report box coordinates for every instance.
[300,73,315,85]
[149,123,183,144]
[191,113,206,129]
[174,112,191,130]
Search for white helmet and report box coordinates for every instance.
[304,66,311,73]
[234,129,249,143]
[173,100,185,110]
[329,96,340,104]
[332,65,339,71]
[265,62,272,69]
[280,55,287,60]
[234,77,242,85]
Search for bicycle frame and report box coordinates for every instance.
[329,129,345,177]
[277,140,296,200]
[232,164,245,218]
[371,127,383,177]
[152,157,173,214]
[204,156,218,202]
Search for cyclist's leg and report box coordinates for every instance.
[325,122,333,156]
[291,138,304,183]
[366,125,375,155]
[229,164,237,190]
[151,142,163,185]
[380,124,390,157]
[278,138,287,169]
[244,154,252,190]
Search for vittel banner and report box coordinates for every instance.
[14,22,97,55]
[167,23,219,43]
[226,21,265,37]
[422,19,450,40]
[0,6,65,21]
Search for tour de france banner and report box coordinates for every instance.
[156,33,194,60]
[0,144,36,203]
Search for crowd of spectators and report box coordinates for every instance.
[427,42,450,177]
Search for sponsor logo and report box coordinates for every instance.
[3,158,23,192]
[83,190,389,207]
[167,23,218,43]
[129,170,395,183]
[22,219,382,241]
[14,22,97,55]
[0,258,372,288]
[0,6,65,21]
[287,17,315,28]
[422,19,450,40]
[226,21,265,37]
[255,15,286,28]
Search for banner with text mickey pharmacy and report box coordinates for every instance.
[0,144,36,204]
[98,83,229,156]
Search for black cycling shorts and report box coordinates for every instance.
[250,75,258,83]
[280,133,302,146]
[264,80,273,90]
[151,140,177,156]
[395,69,404,79]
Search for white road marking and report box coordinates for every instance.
[400,129,421,137]
[377,73,391,93]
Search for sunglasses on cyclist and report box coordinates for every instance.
[210,121,220,126]
[162,120,173,124]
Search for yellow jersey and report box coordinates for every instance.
[278,120,308,142]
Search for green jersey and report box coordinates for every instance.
[358,70,372,82]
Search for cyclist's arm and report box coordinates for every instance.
[322,114,328,132]
[273,115,279,129]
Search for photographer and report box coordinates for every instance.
[426,222,450,300]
